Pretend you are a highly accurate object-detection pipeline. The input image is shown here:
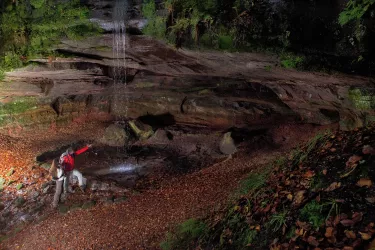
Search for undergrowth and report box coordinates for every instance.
[0,0,102,72]
[160,219,207,250]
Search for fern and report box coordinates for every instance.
[339,0,375,25]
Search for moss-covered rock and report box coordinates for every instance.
[128,120,154,140]
[101,124,128,147]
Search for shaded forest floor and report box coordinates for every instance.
[161,125,375,250]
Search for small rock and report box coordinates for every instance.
[219,132,237,155]
[40,163,51,170]
[330,148,336,153]
[19,214,31,223]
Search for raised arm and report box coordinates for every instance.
[75,145,90,156]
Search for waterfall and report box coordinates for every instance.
[112,0,128,117]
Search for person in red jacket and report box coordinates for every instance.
[59,144,92,194]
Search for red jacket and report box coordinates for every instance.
[59,146,89,172]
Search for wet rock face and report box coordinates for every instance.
[1,18,374,133]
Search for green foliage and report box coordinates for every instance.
[280,53,305,69]
[291,131,329,166]
[218,35,233,50]
[160,219,207,250]
[268,210,287,232]
[6,168,15,177]
[237,172,267,196]
[142,0,167,40]
[264,65,272,72]
[0,0,101,71]
[300,201,325,229]
[237,228,257,247]
[339,0,375,25]
[215,210,258,248]
[16,183,23,190]
[0,98,37,116]
[0,177,5,191]
[0,70,5,81]
[2,52,23,69]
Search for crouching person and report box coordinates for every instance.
[49,158,66,208]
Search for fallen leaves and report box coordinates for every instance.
[345,155,362,168]
[292,190,306,206]
[357,178,373,187]
[344,230,356,239]
[340,219,355,227]
[363,145,375,155]
[359,232,372,240]
[325,182,341,192]
[307,236,319,247]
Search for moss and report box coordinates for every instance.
[348,88,375,110]
[280,53,305,69]
[94,46,112,52]
[160,219,207,250]
[0,97,38,116]
[0,97,39,127]
[299,201,326,229]
[198,89,212,95]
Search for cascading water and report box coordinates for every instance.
[112,0,128,118]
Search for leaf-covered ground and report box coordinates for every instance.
[161,124,375,250]
[0,122,327,249]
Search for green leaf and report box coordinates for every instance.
[16,183,23,190]
[6,168,15,177]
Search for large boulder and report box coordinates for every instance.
[219,132,237,155]
[101,124,128,147]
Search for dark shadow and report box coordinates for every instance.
[138,113,176,129]
[319,109,340,123]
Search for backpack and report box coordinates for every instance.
[59,152,70,171]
